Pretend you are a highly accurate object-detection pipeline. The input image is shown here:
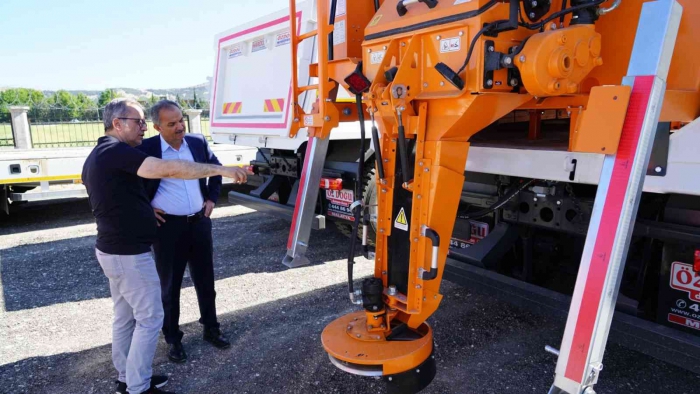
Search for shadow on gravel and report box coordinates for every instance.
[0,198,95,236]
[1,209,357,312]
[2,280,698,394]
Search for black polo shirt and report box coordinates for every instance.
[82,135,157,255]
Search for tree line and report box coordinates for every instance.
[0,88,207,122]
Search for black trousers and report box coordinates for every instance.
[153,214,219,344]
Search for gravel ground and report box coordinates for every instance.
[0,192,698,394]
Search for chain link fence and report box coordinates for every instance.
[25,106,192,148]
[0,112,13,147]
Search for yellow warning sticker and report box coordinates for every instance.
[394,207,408,231]
[368,14,383,27]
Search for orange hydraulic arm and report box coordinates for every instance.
[287,0,700,392]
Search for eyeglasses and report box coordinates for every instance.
[119,118,147,127]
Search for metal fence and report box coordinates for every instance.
[26,106,190,148]
[200,109,212,142]
[0,112,13,147]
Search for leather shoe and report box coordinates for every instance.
[168,342,187,363]
[203,327,231,349]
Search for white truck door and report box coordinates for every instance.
[209,1,316,142]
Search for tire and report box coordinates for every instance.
[334,167,377,246]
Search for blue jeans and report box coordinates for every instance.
[96,249,164,394]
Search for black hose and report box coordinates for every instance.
[374,0,380,12]
[347,94,368,295]
[397,121,410,184]
[328,0,338,61]
[371,122,385,179]
[560,0,569,25]
[460,179,535,220]
[520,0,605,30]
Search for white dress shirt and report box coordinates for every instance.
[151,136,205,216]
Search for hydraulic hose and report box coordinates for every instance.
[460,179,535,220]
[347,94,368,300]
[329,0,338,61]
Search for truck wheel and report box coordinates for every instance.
[335,167,377,246]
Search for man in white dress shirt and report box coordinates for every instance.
[137,100,230,364]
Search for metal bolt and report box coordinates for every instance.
[486,79,493,87]
[324,116,331,121]
[550,23,557,30]
[424,167,429,172]
[416,369,421,373]
[434,295,437,299]
[388,377,393,382]
[356,334,362,338]
[655,166,663,173]
[381,188,387,193]
[368,325,373,329]
[419,161,424,166]
[436,35,441,40]
[488,46,494,52]
[557,200,562,206]
[520,55,526,63]
[423,82,429,88]
[532,1,538,6]
[368,49,372,53]
[293,117,299,122]
[373,315,378,320]
[416,195,422,200]
[382,271,387,275]
[459,31,464,36]
[383,45,387,50]
[384,158,389,163]
[510,78,519,86]
[391,138,397,142]
[503,57,512,65]
[347,325,352,330]
[401,42,406,47]
[529,12,536,19]
[415,285,422,289]
[583,388,596,394]
[414,238,419,242]
[534,197,538,202]
[440,81,445,86]
[423,297,426,301]
[380,229,385,233]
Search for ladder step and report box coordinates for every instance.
[297,84,319,92]
[297,30,318,42]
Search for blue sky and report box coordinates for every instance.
[0,0,290,91]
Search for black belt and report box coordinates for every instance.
[164,208,205,223]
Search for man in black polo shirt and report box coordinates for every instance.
[82,98,246,394]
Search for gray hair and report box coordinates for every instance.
[150,100,182,126]
[103,98,143,131]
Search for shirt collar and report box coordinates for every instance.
[160,134,188,153]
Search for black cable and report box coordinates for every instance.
[459,179,535,220]
[257,148,272,166]
[520,0,606,30]
[560,0,569,25]
[346,94,368,295]
[328,0,338,61]
[374,0,380,12]
[457,19,508,75]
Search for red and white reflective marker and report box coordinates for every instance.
[550,1,683,393]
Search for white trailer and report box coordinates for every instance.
[1,144,256,215]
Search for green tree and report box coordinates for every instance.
[176,94,187,109]
[98,89,119,107]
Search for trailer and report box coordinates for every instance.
[211,1,700,393]
[1,144,257,215]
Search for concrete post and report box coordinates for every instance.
[9,106,32,149]
[183,109,203,134]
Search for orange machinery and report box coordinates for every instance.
[284,0,699,392]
